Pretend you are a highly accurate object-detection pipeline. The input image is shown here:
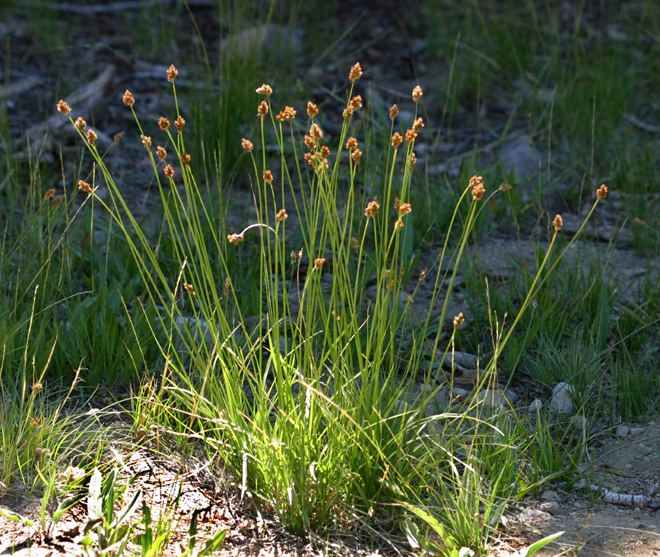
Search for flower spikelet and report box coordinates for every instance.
[78,180,93,194]
[122,90,135,107]
[57,100,71,114]
[412,85,423,103]
[364,199,380,219]
[391,132,403,148]
[74,117,87,131]
[257,101,269,117]
[256,83,273,96]
[349,62,363,82]
[166,64,178,82]
[596,184,608,200]
[156,146,167,161]
[174,115,186,133]
[241,138,253,153]
[307,101,319,118]
[86,129,97,145]
[163,164,175,179]
[552,214,563,232]
[158,117,170,131]
[389,104,399,121]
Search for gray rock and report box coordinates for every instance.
[539,501,561,515]
[500,134,541,184]
[616,424,631,437]
[477,388,509,409]
[541,490,560,502]
[572,414,588,433]
[528,398,543,414]
[550,382,574,414]
[630,426,646,436]
[442,351,478,371]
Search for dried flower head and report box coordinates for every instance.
[74,116,87,131]
[182,152,192,166]
[364,199,380,219]
[166,64,178,82]
[419,268,428,281]
[412,85,423,103]
[398,202,412,216]
[227,233,244,245]
[304,152,315,166]
[241,138,254,153]
[276,105,297,122]
[141,135,152,148]
[122,89,135,107]
[34,447,51,460]
[276,208,288,222]
[389,104,399,121]
[313,257,326,271]
[412,117,424,133]
[183,282,196,296]
[304,135,315,151]
[57,100,71,115]
[453,312,465,328]
[263,169,274,185]
[349,62,363,82]
[468,175,484,190]
[552,214,563,232]
[394,218,404,232]
[346,137,358,152]
[158,117,170,131]
[350,95,363,110]
[350,236,359,249]
[596,184,608,200]
[114,132,124,144]
[391,132,403,149]
[309,122,323,140]
[471,183,485,201]
[351,148,362,165]
[342,106,355,120]
[156,145,167,161]
[44,188,56,200]
[404,129,417,142]
[174,115,186,133]
[321,145,331,157]
[78,180,93,194]
[86,129,97,145]
[290,248,303,263]
[499,183,514,192]
[163,164,175,179]
[256,83,273,96]
[408,152,417,166]
[307,101,319,118]
[257,101,269,117]
[52,197,62,206]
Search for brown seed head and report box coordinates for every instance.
[412,85,423,103]
[321,145,331,157]
[86,129,97,145]
[227,233,244,245]
[183,282,196,296]
[419,268,428,281]
[389,104,399,121]
[304,152,315,166]
[306,101,319,118]
[257,101,269,117]
[309,122,323,140]
[141,135,152,148]
[350,95,363,110]
[44,188,56,200]
[408,152,417,166]
[276,208,288,222]
[255,83,273,96]
[351,148,362,165]
[114,132,124,144]
[182,152,192,166]
[122,89,135,107]
[499,183,514,192]
[394,218,404,232]
[57,99,71,115]
[156,145,167,161]
[304,135,316,151]
[471,183,485,201]
[349,62,363,82]
[342,106,355,120]
[74,116,87,131]
[163,164,175,179]
[166,64,178,82]
[276,105,297,122]
[398,202,412,217]
[346,137,358,152]
[596,184,608,200]
[313,257,326,271]
[453,312,465,328]
[158,117,170,131]
[78,180,93,194]
[552,214,563,232]
[364,199,381,219]
[241,138,254,153]
[175,115,186,133]
[468,175,484,190]
[52,197,62,206]
[263,169,274,185]
[404,129,417,142]
[391,132,403,149]
[412,117,424,133]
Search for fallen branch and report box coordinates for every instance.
[22,65,115,155]
[0,76,44,98]
[574,479,660,509]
